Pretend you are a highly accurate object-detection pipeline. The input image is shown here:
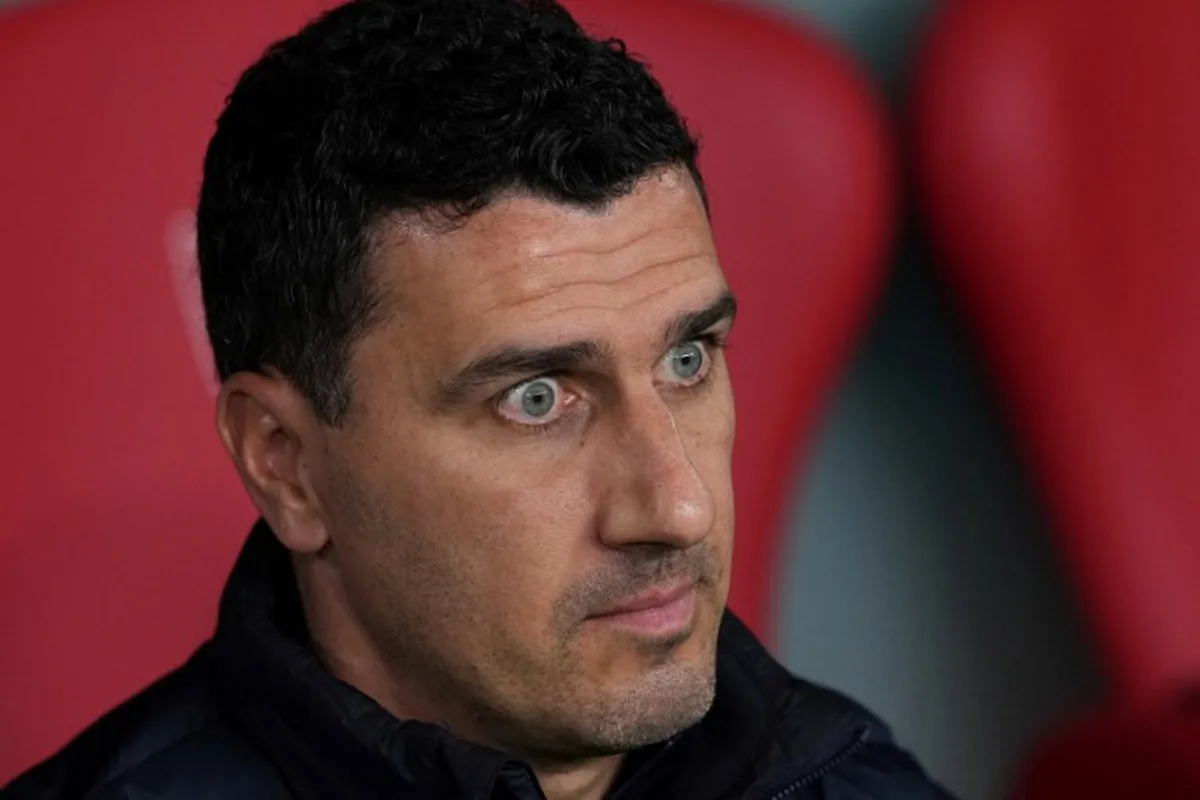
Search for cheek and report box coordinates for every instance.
[356,429,595,626]
[679,381,737,543]
[679,377,736,483]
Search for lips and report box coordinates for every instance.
[587,580,698,638]
[591,581,694,618]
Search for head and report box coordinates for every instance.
[201,0,736,767]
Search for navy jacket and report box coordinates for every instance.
[3,523,955,799]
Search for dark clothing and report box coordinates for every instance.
[3,522,954,799]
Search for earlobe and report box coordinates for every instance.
[216,372,331,554]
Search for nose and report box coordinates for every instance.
[595,390,717,552]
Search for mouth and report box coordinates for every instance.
[585,580,698,639]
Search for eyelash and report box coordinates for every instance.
[495,333,729,437]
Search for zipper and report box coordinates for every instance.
[764,726,869,800]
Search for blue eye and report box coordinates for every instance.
[518,379,557,418]
[497,376,570,427]
[667,341,705,380]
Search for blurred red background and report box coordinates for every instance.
[3,0,1198,797]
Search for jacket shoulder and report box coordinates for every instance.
[1,652,288,799]
[815,738,957,799]
[719,616,955,798]
[762,680,956,799]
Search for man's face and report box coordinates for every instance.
[314,171,735,759]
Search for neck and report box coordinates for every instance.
[294,556,627,800]
[532,756,625,800]
[294,554,414,715]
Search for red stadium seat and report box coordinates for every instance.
[1011,708,1200,799]
[0,0,892,780]
[913,0,1200,794]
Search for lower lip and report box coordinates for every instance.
[589,588,697,637]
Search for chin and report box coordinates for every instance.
[585,659,718,752]
[524,601,720,756]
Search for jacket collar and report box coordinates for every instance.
[204,520,871,800]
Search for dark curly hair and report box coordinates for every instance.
[197,0,704,425]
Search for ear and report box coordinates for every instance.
[216,371,330,554]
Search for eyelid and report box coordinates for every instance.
[695,330,729,349]
[674,331,728,357]
[674,327,729,352]
[497,370,568,404]
[497,374,564,407]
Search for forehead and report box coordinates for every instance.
[369,172,725,363]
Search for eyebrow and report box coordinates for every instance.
[435,289,738,406]
[664,289,738,348]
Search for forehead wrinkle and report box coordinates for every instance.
[519,220,666,262]
[469,212,713,301]
[360,173,717,374]
[490,276,707,327]
[483,249,718,313]
[418,201,662,296]
[518,219,709,271]
[371,176,711,315]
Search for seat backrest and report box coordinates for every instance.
[0,0,892,780]
[913,0,1200,707]
[1011,709,1200,800]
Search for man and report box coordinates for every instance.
[4,1,953,798]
